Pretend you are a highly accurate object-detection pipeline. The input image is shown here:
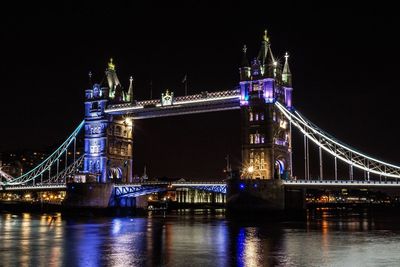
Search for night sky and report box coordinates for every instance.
[1,1,399,179]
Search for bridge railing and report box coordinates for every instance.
[106,89,240,111]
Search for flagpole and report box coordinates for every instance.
[185,78,187,96]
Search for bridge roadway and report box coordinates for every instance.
[0,181,227,194]
[3,180,400,193]
[105,90,241,118]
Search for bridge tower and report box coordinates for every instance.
[239,30,293,180]
[83,59,133,184]
[227,31,300,213]
[105,61,133,183]
[83,72,109,183]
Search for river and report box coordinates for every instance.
[1,208,400,266]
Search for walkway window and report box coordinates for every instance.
[254,132,260,144]
[249,134,254,144]
[260,113,265,120]
[249,112,253,121]
[255,113,259,121]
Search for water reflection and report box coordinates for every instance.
[1,209,400,266]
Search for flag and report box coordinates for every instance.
[182,74,187,83]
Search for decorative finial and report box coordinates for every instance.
[129,76,133,83]
[285,52,289,60]
[263,29,269,42]
[88,71,93,86]
[108,58,115,71]
[243,45,247,53]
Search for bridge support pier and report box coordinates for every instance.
[226,178,305,215]
[64,183,114,208]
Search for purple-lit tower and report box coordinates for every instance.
[239,30,293,180]
[227,30,301,213]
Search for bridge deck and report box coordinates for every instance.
[105,90,240,118]
[4,180,400,192]
[283,179,400,188]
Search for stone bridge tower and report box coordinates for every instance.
[239,30,293,180]
[83,59,133,183]
[83,73,109,183]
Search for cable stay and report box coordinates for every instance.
[1,121,84,186]
[275,101,400,179]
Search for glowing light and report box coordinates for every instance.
[239,183,245,189]
[280,120,287,129]
[124,117,133,126]
[247,166,254,173]
[108,58,115,71]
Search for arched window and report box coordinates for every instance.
[249,112,253,121]
[115,126,122,135]
[91,102,99,110]
[255,132,260,144]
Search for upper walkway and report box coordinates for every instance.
[105,90,240,118]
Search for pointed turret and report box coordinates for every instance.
[239,45,251,81]
[257,30,269,67]
[282,52,292,86]
[241,45,250,67]
[105,58,121,100]
[257,29,276,77]
[126,76,134,102]
[88,71,93,88]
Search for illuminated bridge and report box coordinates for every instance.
[2,95,400,196]
[2,30,400,210]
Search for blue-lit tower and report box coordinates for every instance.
[83,73,109,183]
[239,30,293,180]
[82,59,133,184]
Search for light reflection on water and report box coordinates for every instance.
[1,209,400,266]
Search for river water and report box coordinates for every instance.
[1,208,400,267]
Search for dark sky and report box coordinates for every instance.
[1,1,399,179]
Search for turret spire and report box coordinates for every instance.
[241,45,250,67]
[282,52,292,86]
[126,76,134,102]
[257,29,269,66]
[258,29,276,77]
[240,45,251,81]
[106,58,121,100]
[108,58,115,71]
[263,29,269,42]
[88,71,93,87]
